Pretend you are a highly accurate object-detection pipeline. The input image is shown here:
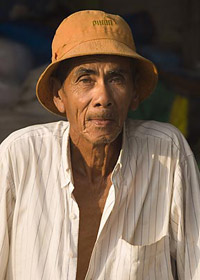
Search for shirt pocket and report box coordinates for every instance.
[109,235,174,280]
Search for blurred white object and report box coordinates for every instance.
[16,64,49,115]
[0,38,33,107]
[0,79,20,107]
[16,64,63,121]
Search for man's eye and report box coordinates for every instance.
[110,76,124,84]
[79,76,92,84]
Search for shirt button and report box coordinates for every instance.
[70,213,77,220]
[69,252,77,259]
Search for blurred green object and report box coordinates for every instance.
[128,80,175,122]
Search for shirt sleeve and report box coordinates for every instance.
[170,154,200,280]
[0,147,15,280]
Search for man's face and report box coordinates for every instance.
[54,55,137,145]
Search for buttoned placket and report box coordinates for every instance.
[60,126,81,279]
[70,187,80,253]
[63,181,80,280]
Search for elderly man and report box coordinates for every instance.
[0,10,200,280]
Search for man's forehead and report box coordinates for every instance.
[68,55,132,73]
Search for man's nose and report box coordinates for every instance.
[93,82,113,108]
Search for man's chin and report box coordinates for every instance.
[84,131,121,146]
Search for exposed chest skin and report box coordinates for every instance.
[73,174,112,280]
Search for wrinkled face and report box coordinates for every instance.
[53,55,138,145]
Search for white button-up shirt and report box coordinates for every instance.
[0,119,200,280]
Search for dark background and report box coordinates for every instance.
[0,0,200,165]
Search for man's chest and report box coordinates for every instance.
[72,176,112,279]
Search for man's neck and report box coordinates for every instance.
[70,133,122,183]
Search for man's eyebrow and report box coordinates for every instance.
[74,67,97,76]
[107,68,129,75]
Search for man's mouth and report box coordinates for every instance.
[90,119,114,125]
[87,113,115,126]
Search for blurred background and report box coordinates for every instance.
[0,0,200,166]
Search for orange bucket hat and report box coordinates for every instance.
[36,10,158,116]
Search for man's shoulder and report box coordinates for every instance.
[0,121,69,152]
[126,119,182,139]
[126,119,191,154]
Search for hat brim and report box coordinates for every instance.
[36,39,158,116]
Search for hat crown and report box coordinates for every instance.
[52,10,135,62]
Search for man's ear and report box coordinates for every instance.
[50,77,66,114]
[130,91,139,111]
[130,74,140,111]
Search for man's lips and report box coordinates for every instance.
[86,114,115,126]
[90,119,114,125]
[87,111,115,120]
